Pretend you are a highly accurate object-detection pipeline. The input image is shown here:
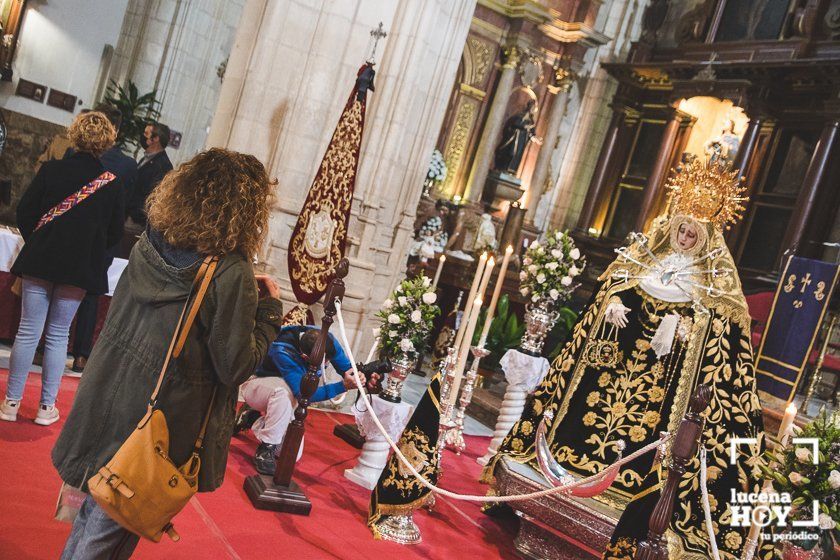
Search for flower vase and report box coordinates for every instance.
[519,298,556,356]
[380,352,415,403]
[781,542,823,560]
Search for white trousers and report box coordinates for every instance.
[240,376,303,459]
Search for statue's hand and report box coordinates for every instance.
[604,298,631,328]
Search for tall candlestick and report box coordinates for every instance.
[431,254,446,290]
[453,252,487,354]
[479,245,513,345]
[447,298,482,410]
[778,402,797,447]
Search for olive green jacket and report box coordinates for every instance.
[52,234,283,492]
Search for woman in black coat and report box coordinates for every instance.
[0,111,124,427]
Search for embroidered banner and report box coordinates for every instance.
[287,64,375,304]
[755,256,839,402]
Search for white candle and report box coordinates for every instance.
[365,336,380,363]
[475,256,495,304]
[479,245,513,346]
[778,402,797,447]
[447,298,482,410]
[431,254,446,290]
[453,252,487,354]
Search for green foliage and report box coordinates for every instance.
[102,80,161,153]
[760,411,840,551]
[471,294,525,371]
[546,306,579,360]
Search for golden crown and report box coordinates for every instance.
[665,158,748,230]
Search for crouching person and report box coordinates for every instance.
[237,325,367,475]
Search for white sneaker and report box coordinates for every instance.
[0,399,19,422]
[34,404,59,426]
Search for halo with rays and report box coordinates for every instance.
[665,158,748,230]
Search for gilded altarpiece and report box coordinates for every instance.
[437,33,499,199]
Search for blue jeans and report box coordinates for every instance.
[5,277,84,405]
[61,495,139,560]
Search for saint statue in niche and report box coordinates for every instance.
[473,213,497,255]
[704,119,740,165]
[493,100,538,176]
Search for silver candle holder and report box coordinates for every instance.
[443,345,489,454]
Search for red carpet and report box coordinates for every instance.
[0,372,518,559]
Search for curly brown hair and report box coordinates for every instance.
[146,148,276,257]
[68,111,116,156]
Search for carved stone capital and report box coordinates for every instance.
[502,45,522,70]
[547,56,577,94]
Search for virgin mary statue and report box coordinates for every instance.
[483,160,773,560]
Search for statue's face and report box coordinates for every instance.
[677,222,699,251]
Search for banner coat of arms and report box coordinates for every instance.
[288,63,375,304]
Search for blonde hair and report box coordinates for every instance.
[146,148,276,257]
[68,111,116,156]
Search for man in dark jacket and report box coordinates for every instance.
[71,105,138,372]
[126,123,172,227]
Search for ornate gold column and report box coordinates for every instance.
[524,60,576,223]
[464,44,522,202]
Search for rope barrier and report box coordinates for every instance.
[334,299,671,503]
[700,448,721,560]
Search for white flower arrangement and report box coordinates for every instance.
[426,149,448,183]
[376,276,440,358]
[519,230,585,304]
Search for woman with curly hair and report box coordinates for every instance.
[51,148,283,559]
[2,111,124,426]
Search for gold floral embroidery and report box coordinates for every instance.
[628,425,647,442]
[382,426,435,497]
[642,410,660,428]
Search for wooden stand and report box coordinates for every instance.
[333,423,365,449]
[634,384,711,560]
[244,258,349,515]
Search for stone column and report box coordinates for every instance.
[634,112,680,232]
[464,45,523,202]
[782,120,840,252]
[731,115,763,179]
[576,110,624,232]
[207,0,476,352]
[107,0,246,164]
[525,63,576,223]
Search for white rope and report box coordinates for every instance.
[333,299,670,503]
[700,448,721,560]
